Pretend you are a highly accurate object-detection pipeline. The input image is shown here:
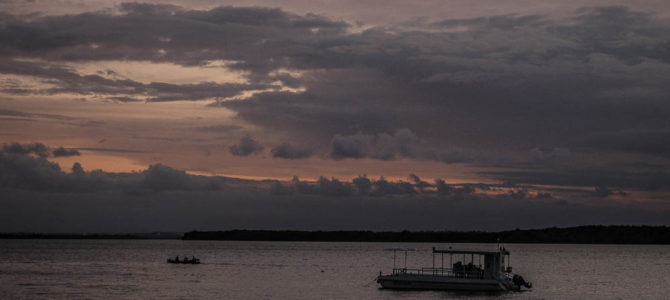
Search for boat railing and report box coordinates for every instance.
[391,267,488,279]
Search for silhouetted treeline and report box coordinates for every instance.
[183,225,670,244]
[0,232,182,239]
[0,233,142,239]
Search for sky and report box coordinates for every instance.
[1,0,670,232]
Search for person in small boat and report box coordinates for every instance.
[175,256,179,262]
[453,262,463,277]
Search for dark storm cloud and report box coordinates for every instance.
[0,5,348,71]
[581,129,670,157]
[529,147,571,162]
[139,164,221,191]
[52,146,80,157]
[330,132,369,159]
[288,176,353,197]
[481,166,670,191]
[216,6,670,160]
[0,59,268,101]
[283,175,441,197]
[0,149,220,192]
[144,81,271,102]
[2,148,669,232]
[270,142,313,159]
[4,185,670,233]
[229,135,264,156]
[107,96,143,102]
[2,142,50,157]
[329,129,477,163]
[75,147,149,153]
[409,173,432,192]
[0,108,75,120]
[2,4,670,172]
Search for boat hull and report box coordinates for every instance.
[377,274,516,291]
[167,259,200,264]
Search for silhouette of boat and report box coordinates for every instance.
[167,256,200,264]
[377,247,532,291]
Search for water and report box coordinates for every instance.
[0,240,668,299]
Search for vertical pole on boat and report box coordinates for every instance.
[404,251,408,269]
[393,250,396,269]
[441,253,444,275]
[432,247,435,274]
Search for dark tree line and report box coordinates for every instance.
[183,226,670,244]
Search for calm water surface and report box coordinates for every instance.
[0,240,668,299]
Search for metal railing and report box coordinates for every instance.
[391,267,490,279]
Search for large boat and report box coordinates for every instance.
[376,246,532,291]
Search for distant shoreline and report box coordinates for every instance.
[183,225,670,244]
[3,226,670,244]
[0,232,182,240]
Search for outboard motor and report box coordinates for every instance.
[512,274,532,289]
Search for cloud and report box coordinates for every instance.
[481,166,670,191]
[2,142,81,159]
[271,142,313,159]
[1,3,670,193]
[313,176,353,197]
[74,147,149,153]
[330,132,370,160]
[194,124,242,132]
[0,147,222,192]
[352,175,372,196]
[52,147,80,157]
[329,128,477,163]
[274,174,481,198]
[2,142,50,157]
[370,176,416,196]
[0,59,270,102]
[409,173,432,192]
[4,165,668,232]
[581,129,670,157]
[229,135,264,156]
[139,164,220,191]
[529,147,571,162]
[1,147,669,232]
[0,109,29,117]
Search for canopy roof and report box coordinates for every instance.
[384,247,417,251]
[432,248,509,255]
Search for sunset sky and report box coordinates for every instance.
[1,0,670,232]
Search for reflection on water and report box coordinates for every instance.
[0,240,668,299]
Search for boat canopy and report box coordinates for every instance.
[432,249,509,255]
[384,247,416,251]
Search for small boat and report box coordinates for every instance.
[376,246,531,291]
[167,256,200,264]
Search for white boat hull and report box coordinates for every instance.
[377,274,517,291]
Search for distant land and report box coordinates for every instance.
[3,226,670,244]
[0,232,182,239]
[183,225,670,244]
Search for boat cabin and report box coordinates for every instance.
[385,247,512,280]
[377,246,531,291]
[431,248,511,279]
